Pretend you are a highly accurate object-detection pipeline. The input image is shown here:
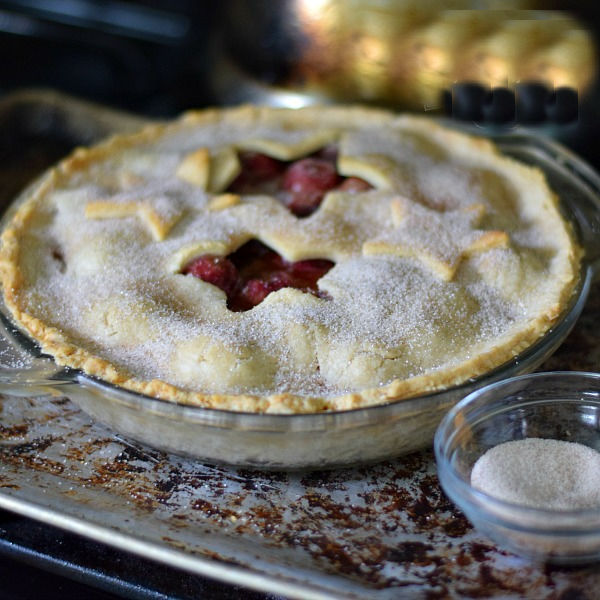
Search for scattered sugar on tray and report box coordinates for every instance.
[471,438,600,510]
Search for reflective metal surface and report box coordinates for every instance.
[0,90,599,597]
[3,391,600,598]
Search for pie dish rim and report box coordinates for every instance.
[0,125,597,467]
[0,109,590,416]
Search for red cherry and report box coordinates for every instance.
[287,191,325,217]
[268,271,294,289]
[185,241,335,311]
[282,158,341,216]
[230,268,302,311]
[336,177,372,193]
[290,259,334,281]
[240,272,293,307]
[282,158,340,194]
[240,152,284,180]
[238,279,272,308]
[184,255,239,296]
[229,152,285,192]
[230,242,286,280]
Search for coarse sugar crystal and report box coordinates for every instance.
[471,438,600,510]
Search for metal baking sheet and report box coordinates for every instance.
[2,382,600,599]
[1,90,600,598]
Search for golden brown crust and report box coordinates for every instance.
[0,105,582,413]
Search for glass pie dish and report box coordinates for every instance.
[0,124,598,470]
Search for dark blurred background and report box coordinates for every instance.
[0,0,218,114]
[1,1,599,162]
[0,2,597,112]
[0,2,599,599]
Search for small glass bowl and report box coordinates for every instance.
[434,371,600,564]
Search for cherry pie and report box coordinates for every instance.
[0,106,581,412]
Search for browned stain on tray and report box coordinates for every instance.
[2,402,600,599]
[0,281,599,596]
[0,423,29,438]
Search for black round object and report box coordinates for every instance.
[449,83,487,121]
[515,82,550,124]
[546,87,579,124]
[482,87,515,124]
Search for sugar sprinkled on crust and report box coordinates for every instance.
[0,105,581,413]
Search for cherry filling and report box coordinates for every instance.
[228,147,372,217]
[183,240,334,311]
[187,146,368,307]
[228,152,286,192]
[281,158,340,217]
[184,255,238,297]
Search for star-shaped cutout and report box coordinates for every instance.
[175,128,341,194]
[236,128,340,160]
[362,197,509,281]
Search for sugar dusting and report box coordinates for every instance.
[15,111,570,400]
[471,438,600,510]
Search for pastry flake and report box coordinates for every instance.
[176,147,210,188]
[207,193,241,211]
[236,129,340,160]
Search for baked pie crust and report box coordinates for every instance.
[0,105,581,413]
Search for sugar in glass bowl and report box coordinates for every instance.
[434,371,600,564]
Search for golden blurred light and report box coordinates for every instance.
[296,0,332,22]
[523,29,596,91]
[280,4,598,109]
[357,36,388,63]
